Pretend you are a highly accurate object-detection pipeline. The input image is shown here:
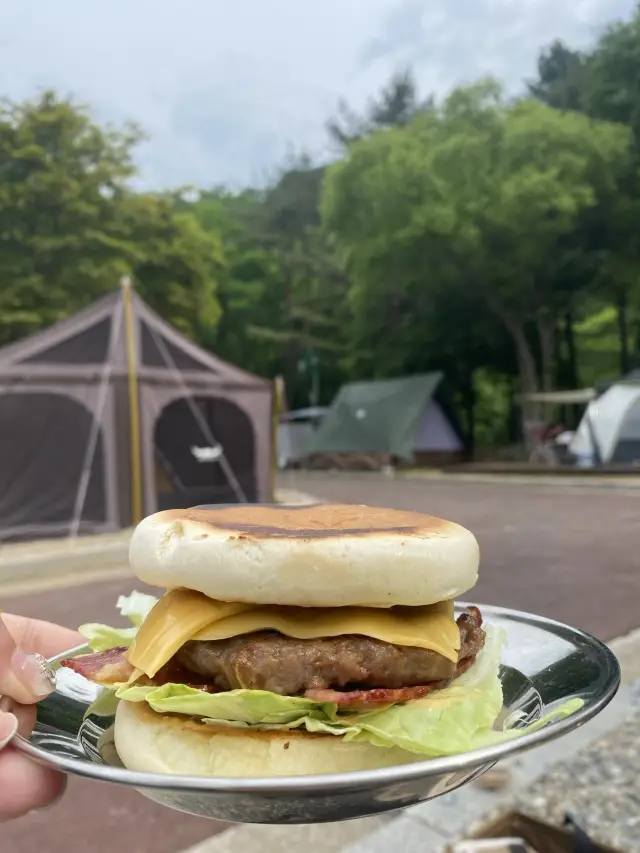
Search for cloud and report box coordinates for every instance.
[0,0,635,188]
[361,0,637,93]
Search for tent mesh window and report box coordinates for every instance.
[154,395,257,507]
[140,322,212,371]
[0,392,106,535]
[22,318,112,364]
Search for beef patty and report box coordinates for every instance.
[176,607,485,696]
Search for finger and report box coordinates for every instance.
[0,747,66,820]
[1,614,82,659]
[0,616,56,704]
[0,698,36,738]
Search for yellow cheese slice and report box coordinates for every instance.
[127,589,460,677]
[128,591,252,676]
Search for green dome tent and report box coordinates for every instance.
[307,373,464,467]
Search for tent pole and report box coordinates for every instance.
[270,376,284,502]
[121,276,143,524]
[69,297,124,538]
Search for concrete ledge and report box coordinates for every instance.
[179,817,390,853]
[273,488,319,506]
[403,470,640,490]
[0,532,131,588]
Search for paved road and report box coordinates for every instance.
[3,474,639,853]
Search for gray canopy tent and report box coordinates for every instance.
[0,282,273,541]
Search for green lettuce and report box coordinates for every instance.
[79,591,159,651]
[82,593,583,758]
[116,682,334,725]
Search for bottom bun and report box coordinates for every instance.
[114,700,423,777]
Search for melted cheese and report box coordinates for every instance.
[127,589,460,677]
[128,592,252,676]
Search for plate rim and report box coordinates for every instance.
[14,601,620,793]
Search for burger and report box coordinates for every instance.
[62,504,509,777]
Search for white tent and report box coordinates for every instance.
[569,381,640,465]
[413,398,463,453]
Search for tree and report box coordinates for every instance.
[582,10,640,139]
[327,69,431,147]
[321,81,633,431]
[0,91,139,342]
[532,12,640,371]
[528,41,588,110]
[576,11,640,371]
[124,193,223,338]
[0,91,222,345]
[183,183,349,404]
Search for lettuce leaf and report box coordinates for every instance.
[115,682,336,725]
[79,591,159,652]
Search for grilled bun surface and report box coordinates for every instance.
[128,504,480,608]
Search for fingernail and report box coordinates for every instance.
[0,711,18,748]
[10,650,56,698]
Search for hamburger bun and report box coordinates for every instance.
[128,504,479,608]
[114,700,423,777]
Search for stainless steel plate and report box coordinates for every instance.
[13,603,619,824]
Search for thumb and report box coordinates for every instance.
[0,712,18,750]
[0,614,56,705]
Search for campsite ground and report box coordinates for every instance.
[2,472,639,853]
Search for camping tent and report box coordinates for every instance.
[569,380,640,465]
[308,373,464,464]
[0,283,273,541]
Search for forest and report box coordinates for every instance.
[2,5,640,449]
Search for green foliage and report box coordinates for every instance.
[528,41,589,110]
[530,7,640,376]
[322,80,633,414]
[327,69,431,147]
[0,91,221,345]
[583,11,640,137]
[183,176,351,407]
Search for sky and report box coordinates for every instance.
[0,0,636,190]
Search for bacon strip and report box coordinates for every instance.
[304,683,442,707]
[60,647,221,693]
[62,646,134,684]
[305,654,478,708]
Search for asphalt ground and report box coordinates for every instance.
[2,474,638,853]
